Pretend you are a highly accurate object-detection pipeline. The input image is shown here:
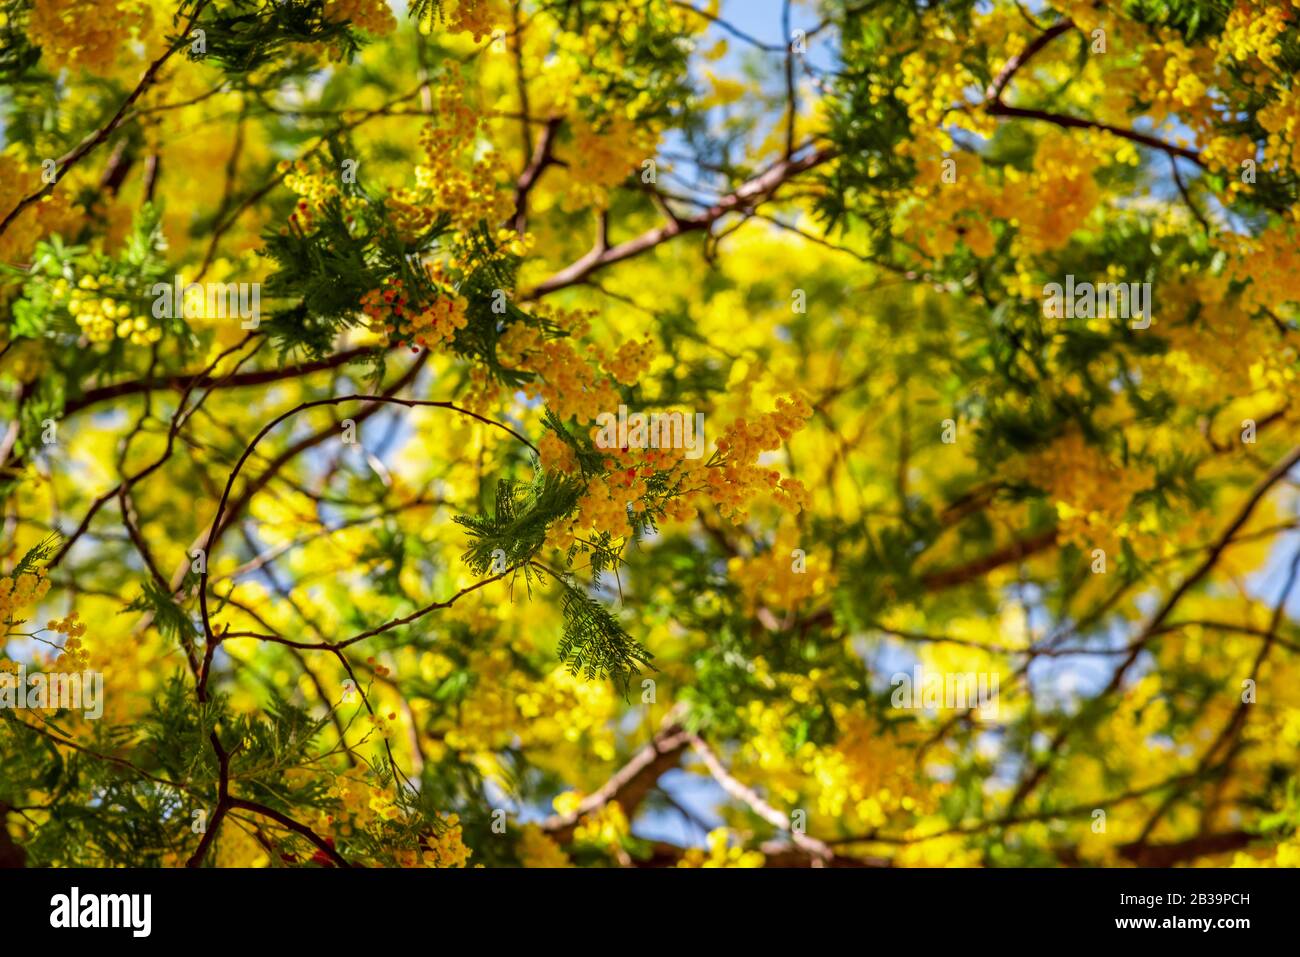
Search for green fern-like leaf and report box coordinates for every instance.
[556,580,654,690]
[454,469,583,576]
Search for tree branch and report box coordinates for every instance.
[524,145,836,298]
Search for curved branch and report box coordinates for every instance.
[524,145,836,298]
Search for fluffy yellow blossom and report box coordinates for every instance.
[1021,428,1154,553]
[729,524,834,612]
[0,155,81,263]
[517,823,572,867]
[323,0,396,36]
[677,829,764,868]
[560,115,661,211]
[0,568,52,631]
[27,0,153,75]
[571,801,629,849]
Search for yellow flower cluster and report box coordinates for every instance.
[420,76,479,155]
[498,321,622,423]
[322,0,396,36]
[801,712,929,830]
[54,638,90,672]
[0,568,79,690]
[316,773,472,867]
[524,2,698,122]
[440,152,516,236]
[1022,428,1155,552]
[571,474,641,541]
[1230,219,1300,317]
[547,393,812,545]
[887,8,1001,147]
[891,0,1300,272]
[396,815,473,868]
[537,431,580,474]
[548,443,696,547]
[463,363,502,414]
[395,83,514,234]
[604,338,656,386]
[0,156,81,263]
[48,612,90,671]
[517,823,572,867]
[899,50,958,129]
[708,396,812,520]
[899,149,998,259]
[1136,37,1217,121]
[900,124,1129,262]
[445,0,499,43]
[897,37,991,142]
[1154,271,1297,401]
[1120,6,1300,181]
[407,293,470,350]
[735,696,933,835]
[56,274,160,345]
[560,115,661,211]
[385,187,440,243]
[1258,87,1300,179]
[999,130,1104,255]
[432,648,617,756]
[1217,1,1291,71]
[279,158,350,233]
[676,828,764,868]
[367,709,400,740]
[27,0,152,75]
[321,773,378,832]
[729,526,834,613]
[570,800,629,849]
[360,276,469,352]
[0,568,51,630]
